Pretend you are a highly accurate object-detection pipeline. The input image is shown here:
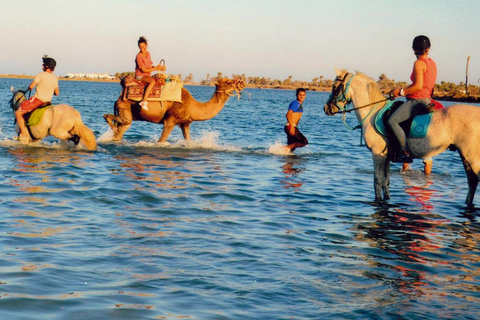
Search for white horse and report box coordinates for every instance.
[9,88,97,150]
[324,69,480,206]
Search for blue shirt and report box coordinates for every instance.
[288,100,303,113]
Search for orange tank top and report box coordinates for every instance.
[407,57,437,100]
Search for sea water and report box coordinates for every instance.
[0,78,479,319]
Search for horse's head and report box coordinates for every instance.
[324,68,354,116]
[9,86,27,113]
[215,78,246,99]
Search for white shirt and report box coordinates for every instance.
[33,72,58,102]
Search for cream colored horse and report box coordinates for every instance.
[324,69,480,206]
[10,88,97,150]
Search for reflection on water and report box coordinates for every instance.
[280,158,305,190]
[2,79,480,319]
[402,173,441,212]
[352,176,480,304]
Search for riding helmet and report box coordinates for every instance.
[42,55,57,70]
[412,35,431,51]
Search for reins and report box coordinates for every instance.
[333,97,390,115]
[215,80,246,100]
[11,89,30,110]
[327,73,392,134]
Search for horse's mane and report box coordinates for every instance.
[353,72,385,103]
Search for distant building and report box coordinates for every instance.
[66,73,116,80]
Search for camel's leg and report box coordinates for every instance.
[460,153,479,206]
[179,122,192,141]
[104,107,132,141]
[158,119,176,143]
[115,122,132,141]
[372,153,389,201]
[103,114,119,134]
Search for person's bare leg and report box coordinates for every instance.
[140,76,155,110]
[424,161,432,175]
[15,109,31,142]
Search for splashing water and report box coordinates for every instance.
[268,141,292,155]
[97,128,115,142]
[97,129,242,152]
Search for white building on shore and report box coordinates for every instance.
[66,73,116,80]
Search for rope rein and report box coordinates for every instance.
[333,97,390,115]
[329,73,391,131]
[215,80,246,100]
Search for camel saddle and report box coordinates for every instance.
[120,75,183,102]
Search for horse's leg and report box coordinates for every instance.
[383,158,391,200]
[179,122,192,141]
[158,119,176,143]
[460,152,479,206]
[372,153,389,201]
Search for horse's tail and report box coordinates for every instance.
[71,120,97,150]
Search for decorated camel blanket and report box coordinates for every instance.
[121,75,183,103]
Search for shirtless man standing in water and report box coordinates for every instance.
[285,88,308,152]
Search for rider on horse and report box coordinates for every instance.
[388,35,437,163]
[15,55,59,142]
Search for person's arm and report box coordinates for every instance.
[138,64,161,73]
[54,86,59,96]
[405,59,426,94]
[28,80,37,91]
[137,54,162,73]
[286,110,297,135]
[392,59,426,97]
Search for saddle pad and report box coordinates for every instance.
[374,100,394,136]
[374,101,434,138]
[126,85,163,101]
[409,113,434,138]
[28,105,51,126]
[159,81,183,102]
[124,79,182,102]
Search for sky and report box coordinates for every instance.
[1,0,480,84]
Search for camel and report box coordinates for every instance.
[103,78,246,142]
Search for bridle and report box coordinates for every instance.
[326,73,355,113]
[327,73,391,115]
[10,89,29,112]
[216,79,246,100]
[326,73,391,131]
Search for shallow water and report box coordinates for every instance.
[0,78,480,319]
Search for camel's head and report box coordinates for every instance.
[215,78,246,99]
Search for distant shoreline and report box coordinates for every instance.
[3,75,478,100]
[0,74,328,91]
[0,74,120,83]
